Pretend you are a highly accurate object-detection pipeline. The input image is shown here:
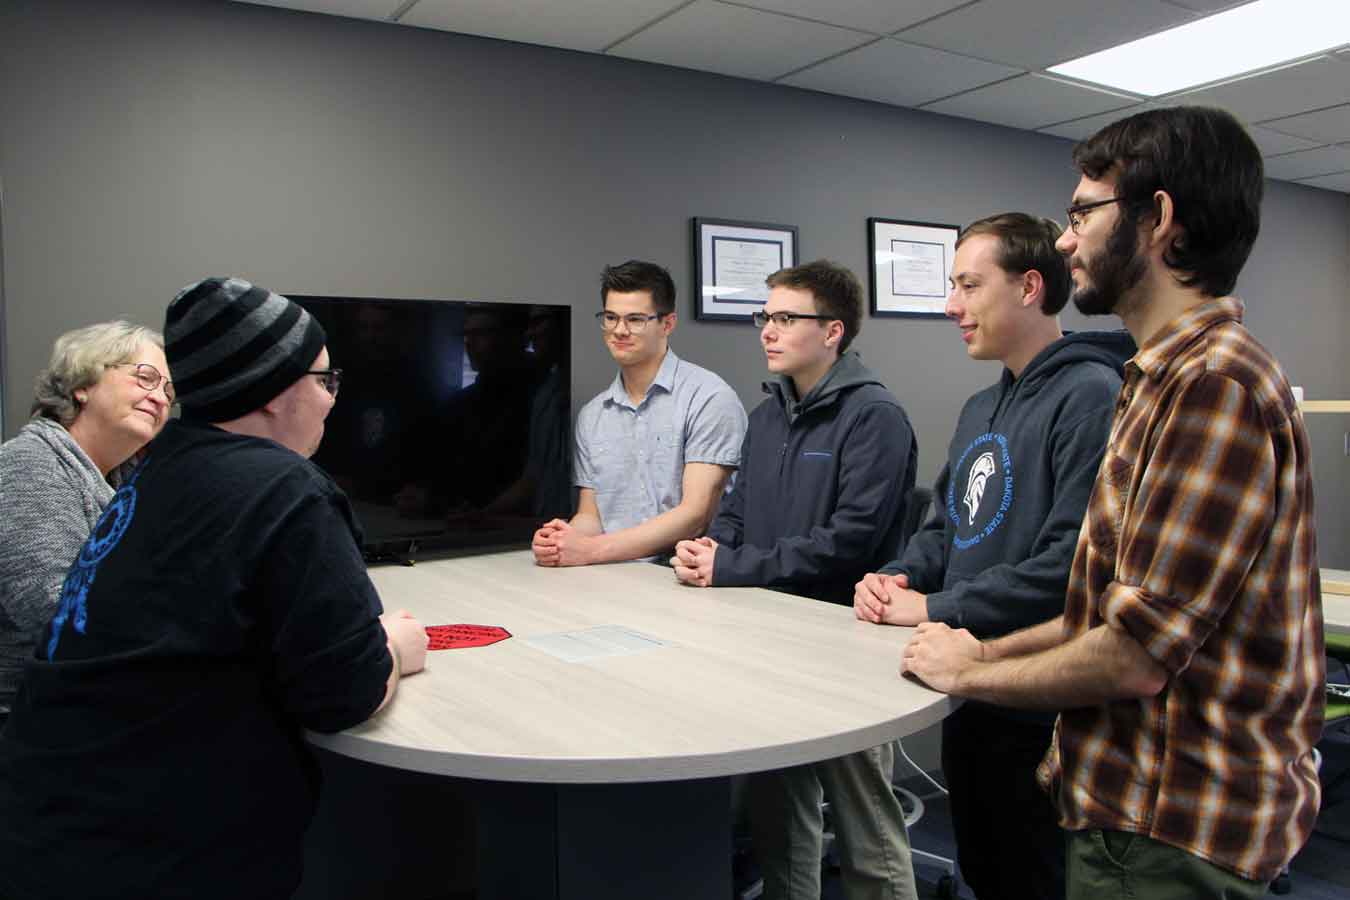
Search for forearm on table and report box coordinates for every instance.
[590,501,712,563]
[982,616,1067,660]
[958,623,1166,709]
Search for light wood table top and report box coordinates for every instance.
[309,550,957,783]
[1324,568,1350,637]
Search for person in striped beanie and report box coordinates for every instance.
[166,276,331,450]
[0,277,427,900]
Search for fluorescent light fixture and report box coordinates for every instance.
[1048,0,1350,97]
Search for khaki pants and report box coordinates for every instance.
[1067,829,1268,900]
[748,743,917,900]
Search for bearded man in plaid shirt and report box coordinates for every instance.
[900,106,1324,900]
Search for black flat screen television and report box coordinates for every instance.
[290,295,572,559]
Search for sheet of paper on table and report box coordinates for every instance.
[522,625,674,663]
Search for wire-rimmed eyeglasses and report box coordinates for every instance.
[752,310,836,329]
[308,368,343,398]
[596,311,665,333]
[1065,197,1122,234]
[111,363,175,403]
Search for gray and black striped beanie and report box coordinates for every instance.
[165,277,326,423]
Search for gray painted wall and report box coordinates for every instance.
[3,0,1349,772]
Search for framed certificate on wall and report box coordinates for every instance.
[693,217,799,322]
[868,218,958,318]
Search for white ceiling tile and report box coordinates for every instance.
[727,0,968,35]
[1258,104,1350,144]
[608,0,873,81]
[1293,170,1350,193]
[1246,125,1324,156]
[1262,144,1350,180]
[232,0,402,19]
[1037,103,1154,140]
[1169,57,1350,124]
[403,0,686,52]
[895,0,1197,68]
[921,74,1139,131]
[1038,110,1326,157]
[781,38,1020,107]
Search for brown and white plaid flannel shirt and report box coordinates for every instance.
[1038,298,1325,882]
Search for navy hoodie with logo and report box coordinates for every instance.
[883,331,1133,638]
[709,352,917,606]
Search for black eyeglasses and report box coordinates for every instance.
[752,310,836,329]
[1065,197,1122,234]
[112,363,174,403]
[308,368,343,398]
[596,311,665,333]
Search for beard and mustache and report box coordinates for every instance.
[1071,208,1148,318]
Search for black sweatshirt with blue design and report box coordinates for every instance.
[882,331,1133,639]
[0,420,390,900]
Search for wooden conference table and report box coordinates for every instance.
[309,550,959,900]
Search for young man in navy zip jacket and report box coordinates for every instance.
[674,259,918,900]
[854,214,1132,900]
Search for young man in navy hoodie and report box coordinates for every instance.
[674,259,918,900]
[854,213,1131,900]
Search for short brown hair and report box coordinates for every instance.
[601,260,676,316]
[765,260,863,354]
[957,213,1071,315]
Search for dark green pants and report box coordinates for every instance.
[1066,829,1267,900]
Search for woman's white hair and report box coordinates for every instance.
[31,321,165,427]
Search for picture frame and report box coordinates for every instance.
[867,218,958,318]
[692,217,799,322]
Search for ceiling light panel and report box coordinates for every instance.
[1049,0,1350,96]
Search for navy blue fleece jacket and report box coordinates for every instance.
[709,352,916,606]
[882,331,1133,638]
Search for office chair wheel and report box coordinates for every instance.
[936,873,959,899]
[1270,872,1292,895]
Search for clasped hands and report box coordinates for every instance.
[671,536,718,587]
[852,571,928,625]
[854,572,983,694]
[532,519,598,567]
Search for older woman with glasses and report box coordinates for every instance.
[0,321,172,720]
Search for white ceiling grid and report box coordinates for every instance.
[234,0,1350,193]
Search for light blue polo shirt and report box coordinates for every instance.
[574,349,747,535]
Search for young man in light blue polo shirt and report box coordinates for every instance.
[532,260,747,566]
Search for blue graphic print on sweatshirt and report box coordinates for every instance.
[949,432,1013,550]
[46,466,142,657]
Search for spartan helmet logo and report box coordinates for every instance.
[963,451,997,525]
